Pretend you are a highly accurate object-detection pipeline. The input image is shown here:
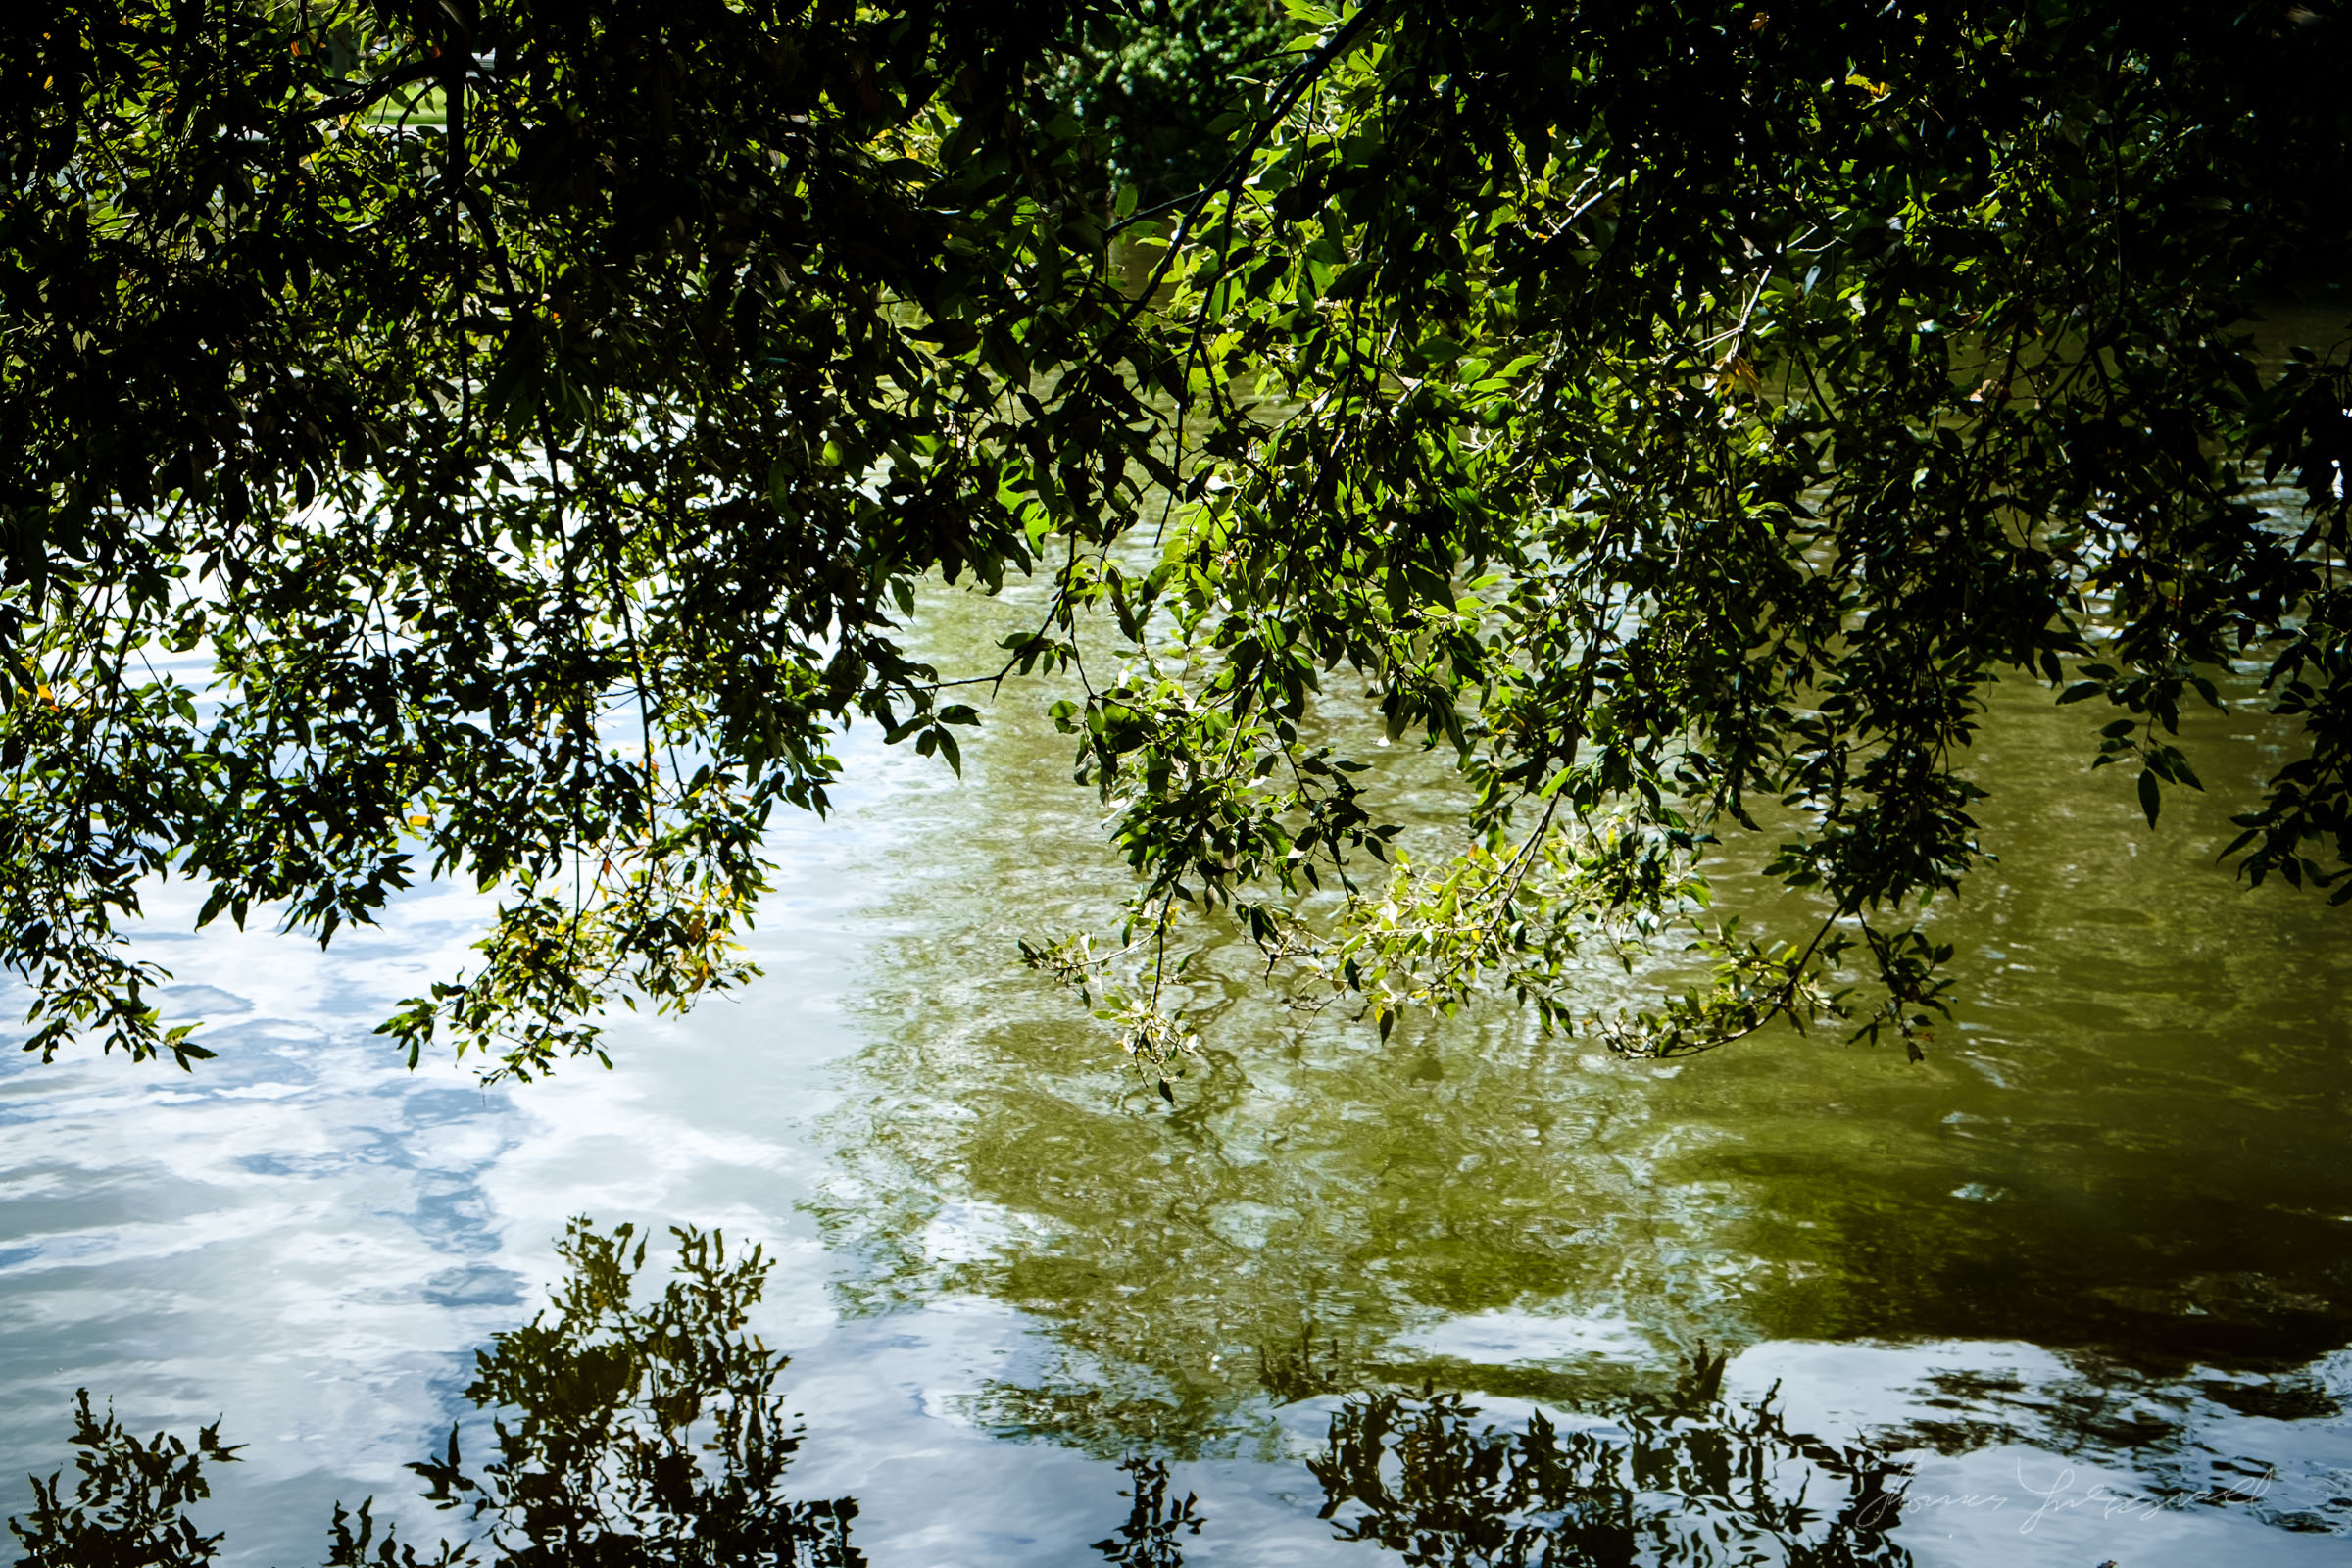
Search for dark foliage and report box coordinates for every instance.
[6,2,2350,1076]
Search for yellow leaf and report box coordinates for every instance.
[1845,74,1890,99]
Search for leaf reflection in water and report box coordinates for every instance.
[1089,1456,1203,1567]
[8,1231,1920,1568]
[8,1220,861,1568]
[1309,1348,1914,1568]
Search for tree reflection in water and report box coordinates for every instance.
[9,1228,1913,1568]
[1308,1349,1913,1568]
[10,1220,861,1568]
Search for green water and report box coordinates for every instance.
[818,577,2350,1431]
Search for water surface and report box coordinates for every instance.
[3,582,2348,1566]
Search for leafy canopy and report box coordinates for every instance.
[4,0,2350,1079]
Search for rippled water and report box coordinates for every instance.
[4,578,2350,1565]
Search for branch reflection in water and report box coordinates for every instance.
[10,1220,859,1568]
[7,1223,1912,1568]
[1309,1350,1910,1568]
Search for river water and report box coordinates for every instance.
[3,577,2349,1566]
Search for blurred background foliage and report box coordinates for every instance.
[1047,0,1292,205]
